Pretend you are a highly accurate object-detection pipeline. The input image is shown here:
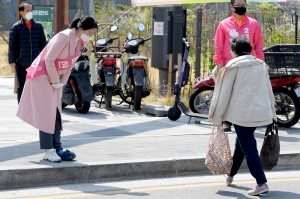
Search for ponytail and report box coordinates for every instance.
[69,18,80,29]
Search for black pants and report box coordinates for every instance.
[224,121,232,126]
[230,124,267,185]
[39,108,62,152]
[15,63,29,104]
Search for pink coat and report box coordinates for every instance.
[17,28,85,134]
[213,14,264,66]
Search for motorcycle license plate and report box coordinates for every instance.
[294,87,300,97]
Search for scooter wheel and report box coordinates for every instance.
[167,106,182,121]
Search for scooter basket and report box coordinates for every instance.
[263,45,300,77]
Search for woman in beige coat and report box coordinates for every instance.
[17,16,98,162]
[209,35,277,196]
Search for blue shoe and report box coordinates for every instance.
[57,149,76,161]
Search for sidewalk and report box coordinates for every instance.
[0,76,300,190]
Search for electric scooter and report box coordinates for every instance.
[167,38,207,122]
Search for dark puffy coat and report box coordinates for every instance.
[8,18,47,66]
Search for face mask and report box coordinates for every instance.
[233,6,246,16]
[25,11,33,20]
[81,33,92,42]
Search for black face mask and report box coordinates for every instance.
[234,6,247,16]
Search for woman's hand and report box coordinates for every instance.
[216,63,223,71]
[51,82,64,89]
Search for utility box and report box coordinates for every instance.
[151,6,186,70]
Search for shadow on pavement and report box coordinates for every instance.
[0,109,197,164]
[218,185,300,198]
[216,190,251,198]
[58,184,150,197]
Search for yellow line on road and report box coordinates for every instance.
[22,177,300,199]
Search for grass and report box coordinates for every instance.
[143,64,192,106]
[143,89,190,106]
[0,33,13,76]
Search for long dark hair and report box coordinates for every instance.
[69,16,98,30]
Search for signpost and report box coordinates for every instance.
[33,5,54,40]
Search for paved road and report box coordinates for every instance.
[1,170,300,199]
[0,76,300,190]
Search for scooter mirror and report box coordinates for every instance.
[138,23,145,31]
[127,32,132,40]
[111,25,118,32]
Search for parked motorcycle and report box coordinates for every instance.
[189,45,300,128]
[62,47,93,114]
[119,23,152,110]
[92,25,122,108]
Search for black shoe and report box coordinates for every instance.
[57,149,76,161]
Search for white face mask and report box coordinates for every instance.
[25,11,33,20]
[81,33,92,42]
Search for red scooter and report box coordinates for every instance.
[189,45,300,128]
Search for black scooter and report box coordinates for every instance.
[119,23,152,110]
[62,48,93,114]
[92,25,121,108]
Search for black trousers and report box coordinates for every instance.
[224,121,232,126]
[39,109,62,152]
[230,124,267,185]
[15,63,29,104]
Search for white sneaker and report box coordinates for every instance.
[43,149,61,162]
[248,183,269,196]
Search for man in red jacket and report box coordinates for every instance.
[213,0,264,131]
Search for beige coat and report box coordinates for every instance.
[208,55,277,127]
[17,28,85,134]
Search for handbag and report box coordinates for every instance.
[205,124,233,174]
[260,122,280,171]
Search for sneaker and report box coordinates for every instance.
[248,183,269,196]
[57,149,76,161]
[43,149,61,162]
[225,174,233,185]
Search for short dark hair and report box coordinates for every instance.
[230,35,253,55]
[231,0,247,6]
[69,16,98,30]
[19,1,34,12]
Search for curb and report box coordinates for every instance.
[1,153,299,190]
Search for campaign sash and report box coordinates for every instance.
[26,40,86,80]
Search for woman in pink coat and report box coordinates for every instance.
[17,16,98,162]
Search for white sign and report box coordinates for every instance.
[33,10,49,16]
[153,22,164,36]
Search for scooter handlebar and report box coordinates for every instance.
[112,37,119,41]
[182,38,190,48]
[144,37,152,42]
